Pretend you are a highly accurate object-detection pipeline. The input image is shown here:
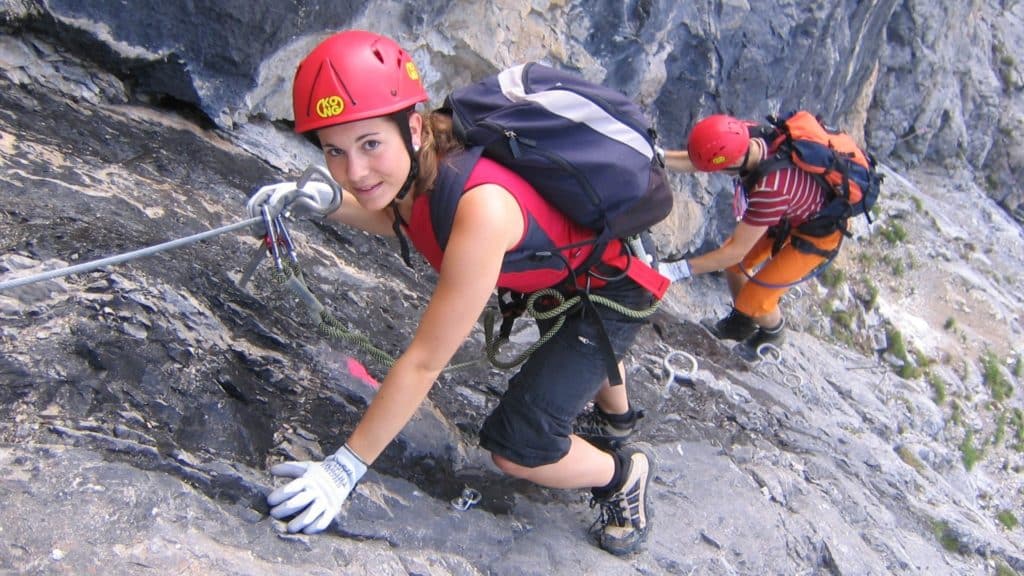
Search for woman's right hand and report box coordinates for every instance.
[246,181,341,222]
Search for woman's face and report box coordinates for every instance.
[317,114,421,211]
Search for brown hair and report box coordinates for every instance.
[412,109,464,197]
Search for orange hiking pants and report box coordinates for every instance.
[728,230,843,317]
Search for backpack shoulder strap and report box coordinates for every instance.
[429,147,485,250]
[740,153,792,194]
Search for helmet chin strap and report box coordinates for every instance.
[390,107,419,268]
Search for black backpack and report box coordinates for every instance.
[437,62,673,247]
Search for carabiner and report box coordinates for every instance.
[261,205,284,271]
[274,214,299,265]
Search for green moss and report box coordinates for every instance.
[996,510,1019,530]
[943,317,956,331]
[911,196,924,211]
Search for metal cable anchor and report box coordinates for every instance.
[754,343,804,387]
[450,487,482,511]
[661,350,698,398]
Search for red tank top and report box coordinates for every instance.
[404,155,668,297]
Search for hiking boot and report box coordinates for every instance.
[573,405,644,447]
[733,319,787,362]
[590,443,656,556]
[700,307,758,342]
[744,318,786,350]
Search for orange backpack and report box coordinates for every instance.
[749,110,883,236]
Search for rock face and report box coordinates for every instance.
[1,2,1023,575]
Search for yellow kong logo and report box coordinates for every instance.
[711,155,727,165]
[405,62,420,81]
[315,96,345,119]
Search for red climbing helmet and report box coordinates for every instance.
[292,30,429,134]
[686,114,751,172]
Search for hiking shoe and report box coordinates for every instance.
[733,319,787,362]
[700,308,758,342]
[590,444,656,556]
[743,318,786,349]
[573,405,644,447]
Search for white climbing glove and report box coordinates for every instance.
[659,259,692,282]
[246,180,340,223]
[267,443,367,534]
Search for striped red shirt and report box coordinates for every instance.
[740,139,827,228]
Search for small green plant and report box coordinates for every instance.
[870,203,882,220]
[914,350,934,369]
[996,510,1019,530]
[1011,409,1024,452]
[931,520,963,553]
[927,371,947,405]
[986,173,1001,192]
[951,401,963,426]
[832,310,854,331]
[1014,355,1023,378]
[880,221,908,244]
[891,258,906,277]
[888,327,908,360]
[995,412,1007,445]
[864,280,879,311]
[960,430,982,471]
[820,266,845,289]
[943,317,956,331]
[911,196,924,211]
[900,363,922,380]
[982,351,1013,403]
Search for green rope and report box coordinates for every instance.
[482,288,660,370]
[268,257,659,374]
[269,259,482,372]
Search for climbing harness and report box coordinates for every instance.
[661,349,698,398]
[751,343,804,387]
[450,487,482,511]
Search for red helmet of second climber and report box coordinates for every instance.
[291,30,429,134]
[686,114,751,172]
